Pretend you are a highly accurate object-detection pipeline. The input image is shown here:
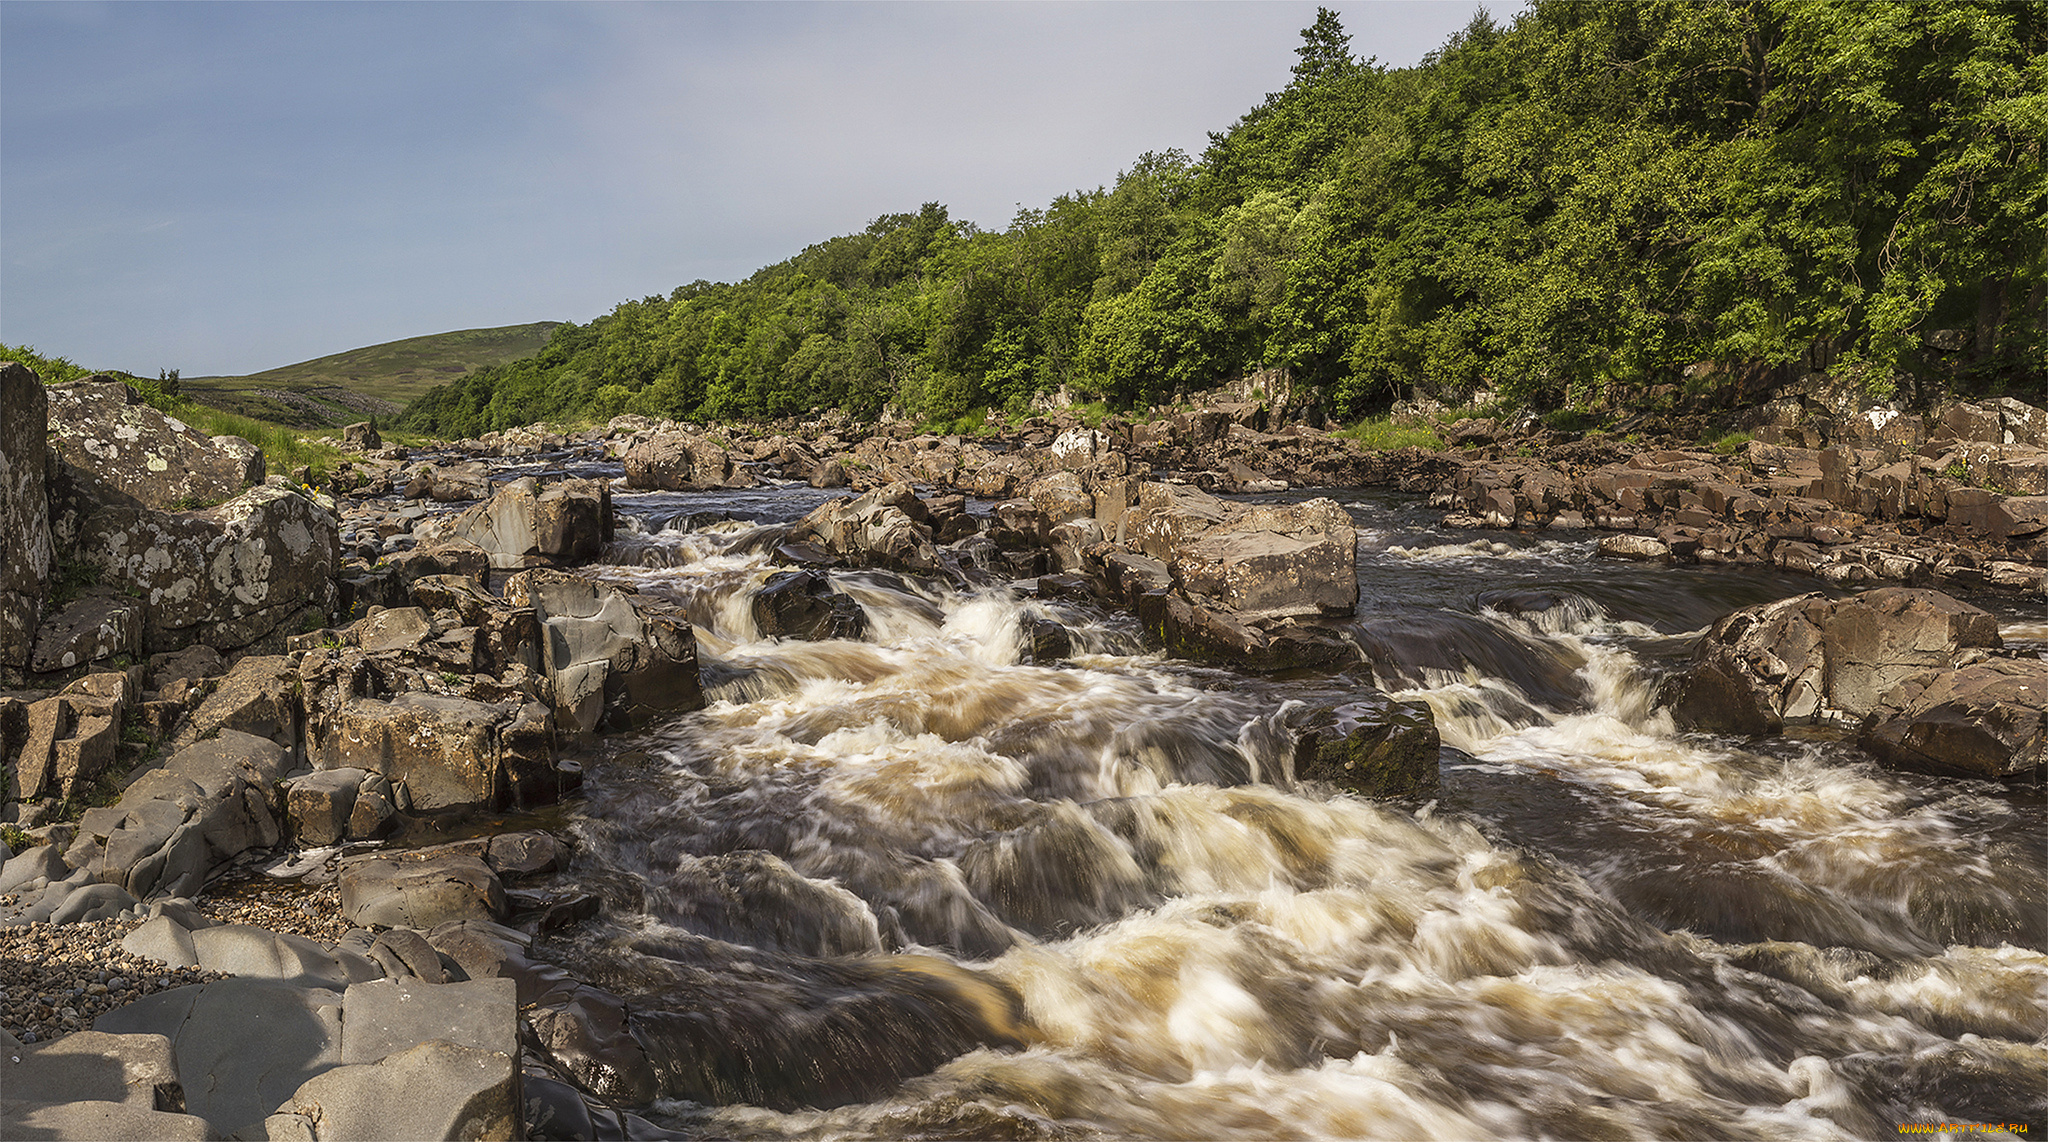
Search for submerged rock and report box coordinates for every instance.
[1289,692,1442,798]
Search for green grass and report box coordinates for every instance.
[1335,415,1444,451]
[178,321,562,427]
[1708,430,1754,455]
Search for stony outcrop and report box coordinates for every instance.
[1667,588,2001,735]
[1859,658,2048,780]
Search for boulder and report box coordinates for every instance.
[1668,589,2001,734]
[789,483,940,571]
[169,654,299,752]
[44,379,258,512]
[339,846,507,930]
[28,591,145,676]
[341,422,382,452]
[1289,693,1442,798]
[622,432,753,490]
[340,977,519,1063]
[1859,658,2048,781]
[384,542,491,590]
[1123,487,1357,619]
[73,483,339,655]
[1,1028,186,1111]
[751,570,868,642]
[94,977,344,1137]
[402,463,491,502]
[307,693,555,812]
[506,570,704,737]
[447,476,614,569]
[285,769,367,846]
[255,1040,521,1142]
[0,361,54,677]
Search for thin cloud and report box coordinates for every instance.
[2,1,1517,377]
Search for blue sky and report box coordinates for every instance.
[3,1,1514,378]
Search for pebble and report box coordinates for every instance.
[0,876,350,1044]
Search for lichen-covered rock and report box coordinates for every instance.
[28,591,144,676]
[44,379,259,512]
[74,483,340,655]
[0,361,54,677]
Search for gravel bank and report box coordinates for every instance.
[0,874,353,1044]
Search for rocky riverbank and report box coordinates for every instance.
[3,358,2044,1139]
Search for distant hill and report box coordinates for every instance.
[180,321,563,428]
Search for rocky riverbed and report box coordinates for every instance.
[3,358,2044,1139]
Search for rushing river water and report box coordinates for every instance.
[545,483,2046,1140]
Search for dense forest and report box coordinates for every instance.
[402,0,2047,437]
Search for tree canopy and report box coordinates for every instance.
[403,1,2046,438]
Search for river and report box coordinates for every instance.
[538,482,2047,1140]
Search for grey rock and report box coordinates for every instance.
[1669,588,2001,734]
[338,848,506,930]
[0,1100,211,1141]
[340,976,518,1064]
[448,476,613,569]
[94,977,343,1137]
[366,927,447,983]
[0,844,67,893]
[506,570,703,738]
[50,882,138,924]
[189,924,376,989]
[1860,657,2048,781]
[29,591,145,675]
[254,1040,519,1142]
[286,769,366,847]
[121,914,202,969]
[0,1029,184,1109]
[170,654,300,753]
[1290,692,1442,798]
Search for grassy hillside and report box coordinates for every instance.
[181,321,562,427]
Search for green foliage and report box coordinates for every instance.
[390,0,2043,437]
[1,824,38,852]
[1709,430,1755,455]
[1335,416,1443,450]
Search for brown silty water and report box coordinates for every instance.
[548,486,2046,1140]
